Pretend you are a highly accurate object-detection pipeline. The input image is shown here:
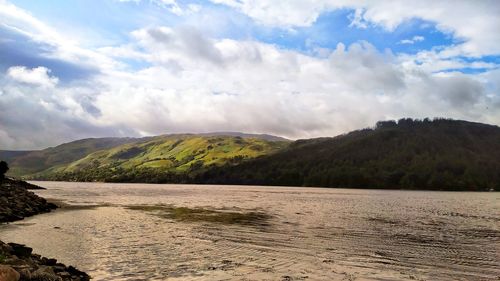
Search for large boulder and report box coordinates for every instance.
[0,265,20,281]
[7,244,33,258]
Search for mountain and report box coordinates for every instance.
[0,150,35,164]
[1,138,141,177]
[2,134,289,181]
[196,119,500,191]
[3,120,499,190]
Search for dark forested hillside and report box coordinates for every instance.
[196,119,500,191]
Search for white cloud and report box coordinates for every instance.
[398,49,498,73]
[131,26,224,65]
[0,67,136,149]
[0,1,499,150]
[413,36,424,42]
[210,0,500,56]
[0,0,120,73]
[117,0,185,16]
[399,35,425,45]
[7,66,59,87]
[348,8,368,29]
[85,28,498,142]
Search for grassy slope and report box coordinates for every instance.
[2,138,141,177]
[32,135,289,177]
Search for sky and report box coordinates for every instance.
[0,0,499,149]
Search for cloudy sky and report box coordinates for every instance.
[1,0,499,149]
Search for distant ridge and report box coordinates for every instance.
[0,137,140,176]
[1,133,289,178]
[0,150,35,163]
[2,120,499,191]
[196,132,289,142]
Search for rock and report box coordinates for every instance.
[31,266,62,281]
[3,257,25,267]
[0,265,20,281]
[0,240,91,281]
[51,266,66,273]
[8,243,32,258]
[58,272,71,278]
[41,258,57,266]
[16,268,31,280]
[0,243,13,254]
[0,179,56,224]
[66,266,90,280]
[47,203,58,209]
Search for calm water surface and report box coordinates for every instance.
[1,182,499,280]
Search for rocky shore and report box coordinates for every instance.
[0,179,91,281]
[0,179,56,223]
[3,178,47,190]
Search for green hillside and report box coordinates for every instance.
[20,134,288,182]
[1,138,141,177]
[197,119,500,191]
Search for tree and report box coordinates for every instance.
[0,161,9,180]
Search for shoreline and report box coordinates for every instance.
[0,178,91,281]
[28,179,498,192]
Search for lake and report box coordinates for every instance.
[1,182,499,280]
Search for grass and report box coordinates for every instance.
[139,159,174,168]
[37,135,289,176]
[126,205,271,226]
[5,137,138,176]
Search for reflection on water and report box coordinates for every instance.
[1,181,499,280]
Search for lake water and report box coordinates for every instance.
[1,182,499,280]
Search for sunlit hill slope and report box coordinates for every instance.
[1,133,289,181]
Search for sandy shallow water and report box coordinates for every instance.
[0,181,499,280]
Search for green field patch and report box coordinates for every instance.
[140,159,174,168]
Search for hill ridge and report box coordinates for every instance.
[2,119,499,191]
[196,118,500,191]
[2,133,289,179]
